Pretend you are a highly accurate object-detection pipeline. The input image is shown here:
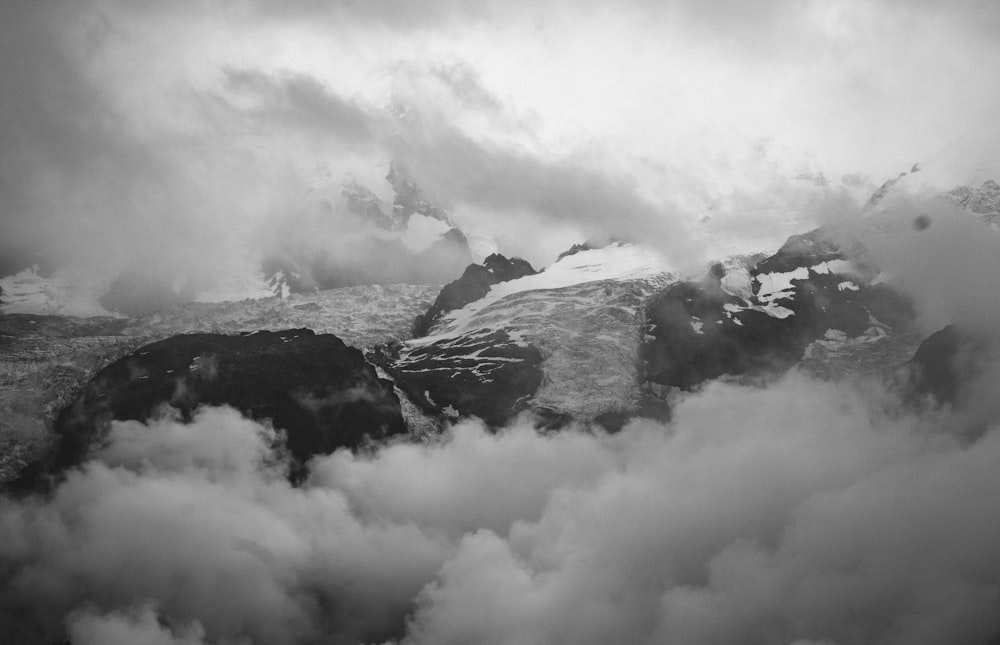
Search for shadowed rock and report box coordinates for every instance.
[411,254,537,337]
[12,329,405,490]
[642,229,913,389]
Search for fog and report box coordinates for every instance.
[2,0,999,295]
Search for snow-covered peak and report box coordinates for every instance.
[424,243,672,340]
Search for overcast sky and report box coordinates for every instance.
[2,0,998,285]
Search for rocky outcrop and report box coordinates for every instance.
[13,329,406,489]
[384,244,673,428]
[641,229,913,389]
[373,328,544,426]
[556,242,593,262]
[411,254,537,337]
[946,179,1000,225]
[866,164,919,210]
[905,325,994,407]
[387,161,452,225]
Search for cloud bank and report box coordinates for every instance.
[3,370,1000,644]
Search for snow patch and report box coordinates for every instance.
[754,260,854,304]
[425,244,673,340]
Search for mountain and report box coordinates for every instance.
[373,244,676,428]
[263,162,475,296]
[0,285,436,485]
[641,228,915,390]
[411,252,538,337]
[5,166,1000,488]
[12,329,407,491]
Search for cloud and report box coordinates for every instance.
[4,368,1000,644]
[215,68,378,144]
[845,194,1000,335]
[4,0,999,297]
[70,605,208,645]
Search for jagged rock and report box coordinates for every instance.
[866,170,912,210]
[412,254,537,337]
[374,328,544,426]
[387,244,673,427]
[12,329,406,489]
[642,229,913,389]
[387,161,452,225]
[945,180,1000,225]
[556,242,593,262]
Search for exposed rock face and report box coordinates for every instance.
[946,180,1000,225]
[905,325,994,407]
[14,329,405,489]
[642,229,914,389]
[375,328,544,426]
[383,244,673,428]
[556,242,593,262]
[411,254,537,337]
[387,161,452,225]
[866,164,920,210]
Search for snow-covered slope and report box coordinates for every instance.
[421,243,673,341]
[383,244,675,424]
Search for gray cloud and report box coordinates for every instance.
[216,69,377,144]
[391,116,706,269]
[847,195,1000,335]
[3,367,1000,643]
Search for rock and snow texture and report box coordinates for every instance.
[866,160,1000,227]
[641,229,915,389]
[14,329,407,491]
[411,253,538,337]
[385,244,675,424]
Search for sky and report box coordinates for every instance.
[1,0,999,297]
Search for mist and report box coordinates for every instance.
[3,0,999,300]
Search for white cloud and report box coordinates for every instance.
[3,372,1000,643]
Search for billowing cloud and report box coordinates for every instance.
[3,0,998,300]
[3,370,1000,644]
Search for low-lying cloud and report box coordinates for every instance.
[3,370,1000,644]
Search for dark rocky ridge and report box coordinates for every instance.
[12,329,406,490]
[905,324,995,407]
[411,253,537,337]
[642,229,914,390]
[371,328,544,427]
